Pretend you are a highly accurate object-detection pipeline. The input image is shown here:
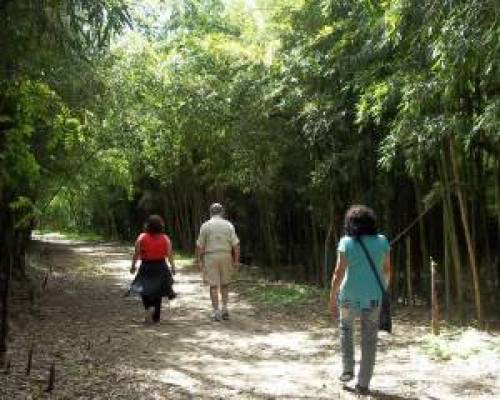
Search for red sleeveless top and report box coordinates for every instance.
[138,233,171,261]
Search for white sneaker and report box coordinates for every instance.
[211,310,221,321]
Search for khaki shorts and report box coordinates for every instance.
[203,252,233,286]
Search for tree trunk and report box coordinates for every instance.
[323,221,334,288]
[495,159,500,290]
[0,205,13,363]
[431,258,440,335]
[441,148,464,320]
[307,212,318,284]
[405,236,413,306]
[414,182,427,297]
[449,136,482,326]
[443,200,451,317]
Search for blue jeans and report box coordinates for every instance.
[339,302,380,388]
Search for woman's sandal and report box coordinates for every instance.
[339,371,354,382]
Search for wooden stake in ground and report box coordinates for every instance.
[46,362,55,392]
[431,257,440,335]
[42,272,49,290]
[4,358,11,375]
[25,342,34,375]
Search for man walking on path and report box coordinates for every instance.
[196,203,240,321]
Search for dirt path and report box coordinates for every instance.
[2,235,499,399]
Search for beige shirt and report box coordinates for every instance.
[196,216,239,254]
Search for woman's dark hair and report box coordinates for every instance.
[344,205,377,236]
[145,215,165,234]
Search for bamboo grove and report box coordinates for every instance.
[1,0,499,357]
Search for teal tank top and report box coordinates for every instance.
[337,234,390,310]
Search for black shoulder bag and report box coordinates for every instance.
[355,237,392,333]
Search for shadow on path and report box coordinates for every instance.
[2,235,498,400]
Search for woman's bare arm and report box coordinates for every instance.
[195,244,205,271]
[130,240,140,274]
[383,251,392,289]
[168,252,176,275]
[329,252,348,320]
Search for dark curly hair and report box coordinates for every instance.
[344,205,377,236]
[145,214,165,234]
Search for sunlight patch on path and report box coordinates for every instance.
[19,234,500,400]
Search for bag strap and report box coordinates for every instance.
[355,236,387,296]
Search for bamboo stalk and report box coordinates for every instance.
[494,158,500,290]
[443,204,451,318]
[441,147,464,320]
[449,137,482,326]
[414,182,427,296]
[0,244,12,361]
[431,257,440,335]
[324,221,334,288]
[405,237,412,306]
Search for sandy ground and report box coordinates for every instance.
[1,235,499,399]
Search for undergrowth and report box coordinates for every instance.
[33,229,104,242]
[234,267,327,314]
[421,328,500,361]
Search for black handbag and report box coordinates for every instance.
[355,237,392,333]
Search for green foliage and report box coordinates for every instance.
[421,329,500,362]
[3,0,499,322]
[0,0,131,286]
[253,281,318,306]
[421,336,453,361]
[0,80,82,195]
[33,229,104,242]
[0,0,131,73]
[235,270,322,308]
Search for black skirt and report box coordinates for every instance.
[130,260,175,298]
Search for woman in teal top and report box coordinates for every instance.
[329,205,391,395]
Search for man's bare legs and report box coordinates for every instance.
[221,284,230,319]
[209,286,221,320]
[210,286,219,310]
[209,285,230,320]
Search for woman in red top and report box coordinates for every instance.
[130,215,176,323]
